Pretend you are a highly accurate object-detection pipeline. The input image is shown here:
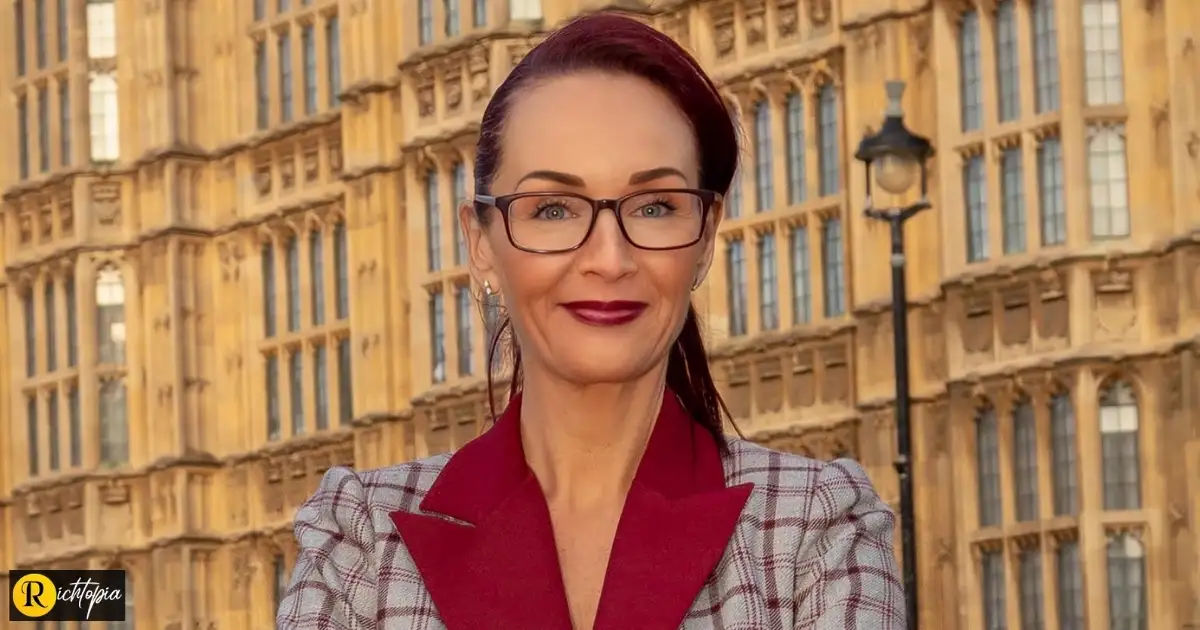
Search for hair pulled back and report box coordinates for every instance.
[473,12,740,451]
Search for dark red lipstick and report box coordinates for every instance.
[561,300,648,327]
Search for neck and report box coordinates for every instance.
[518,363,668,513]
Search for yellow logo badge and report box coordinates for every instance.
[12,573,57,618]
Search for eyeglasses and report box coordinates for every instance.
[474,188,720,254]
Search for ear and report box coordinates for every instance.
[692,196,724,288]
[460,201,500,289]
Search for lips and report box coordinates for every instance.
[561,300,648,327]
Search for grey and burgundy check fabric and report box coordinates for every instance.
[276,436,905,629]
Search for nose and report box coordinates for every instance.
[575,208,637,281]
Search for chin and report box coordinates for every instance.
[549,346,663,385]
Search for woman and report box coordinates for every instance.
[277,12,904,630]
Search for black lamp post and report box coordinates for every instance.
[853,80,934,630]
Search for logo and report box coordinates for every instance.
[11,575,56,619]
[8,570,126,623]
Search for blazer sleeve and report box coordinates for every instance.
[793,459,906,629]
[276,467,380,630]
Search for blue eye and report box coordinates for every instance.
[534,203,572,220]
[632,198,677,218]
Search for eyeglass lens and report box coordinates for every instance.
[505,191,705,251]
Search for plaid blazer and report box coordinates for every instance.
[277,392,905,629]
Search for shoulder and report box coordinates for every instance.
[723,438,890,524]
[724,438,875,491]
[294,453,453,544]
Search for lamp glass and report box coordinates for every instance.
[873,152,917,195]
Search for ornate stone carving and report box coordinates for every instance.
[152,477,178,528]
[998,281,1032,350]
[58,194,74,235]
[1036,268,1069,342]
[659,10,692,46]
[922,305,947,381]
[65,483,85,536]
[327,137,343,175]
[468,46,491,103]
[302,140,320,183]
[1091,267,1136,341]
[725,360,752,419]
[230,549,254,608]
[709,1,735,58]
[1154,255,1179,333]
[1160,355,1183,416]
[279,151,295,191]
[755,355,784,414]
[928,402,950,456]
[776,0,798,38]
[820,343,849,404]
[18,208,33,244]
[99,479,130,505]
[38,200,53,241]
[908,13,932,71]
[228,468,248,527]
[961,288,995,361]
[444,74,463,111]
[91,181,123,225]
[743,0,767,47]
[851,23,883,55]
[508,43,531,70]
[789,349,816,407]
[808,0,831,27]
[417,83,435,118]
[253,157,272,197]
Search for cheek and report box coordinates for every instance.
[640,251,701,305]
[492,245,570,308]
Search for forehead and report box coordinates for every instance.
[497,72,699,188]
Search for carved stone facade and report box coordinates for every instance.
[1,0,1198,629]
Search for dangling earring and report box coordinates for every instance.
[483,280,494,296]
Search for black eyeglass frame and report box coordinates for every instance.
[473,188,722,254]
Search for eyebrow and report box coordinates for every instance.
[514,166,689,189]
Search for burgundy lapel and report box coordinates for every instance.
[389,391,752,630]
[390,395,573,630]
[592,394,753,629]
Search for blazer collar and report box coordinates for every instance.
[390,390,752,630]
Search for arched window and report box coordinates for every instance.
[99,379,128,466]
[1086,128,1130,239]
[95,265,126,365]
[310,229,325,327]
[816,84,840,196]
[418,0,433,44]
[975,404,1002,527]
[1049,391,1078,515]
[958,9,982,132]
[426,169,441,272]
[727,169,743,219]
[784,92,806,204]
[1011,398,1038,521]
[1099,380,1140,510]
[753,100,773,212]
[87,72,120,162]
[285,235,300,332]
[451,162,468,265]
[1106,532,1147,629]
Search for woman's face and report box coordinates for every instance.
[462,71,720,385]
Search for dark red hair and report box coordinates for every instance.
[474,12,739,451]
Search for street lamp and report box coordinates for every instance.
[854,80,934,630]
